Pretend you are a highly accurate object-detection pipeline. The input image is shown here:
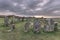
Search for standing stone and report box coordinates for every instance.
[10,20,15,31]
[10,23,15,31]
[44,18,54,32]
[17,17,20,21]
[8,23,15,31]
[12,16,15,23]
[54,22,58,31]
[33,18,41,33]
[15,17,21,22]
[22,17,24,22]
[4,16,9,26]
[24,21,30,32]
[20,17,23,22]
[44,24,50,32]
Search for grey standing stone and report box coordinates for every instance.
[44,18,54,32]
[12,16,16,23]
[7,16,15,32]
[15,17,21,22]
[22,17,24,22]
[10,23,15,31]
[33,18,41,33]
[54,22,58,31]
[44,25,50,32]
[17,17,20,21]
[4,16,9,26]
[24,21,30,32]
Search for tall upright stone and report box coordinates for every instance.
[44,18,55,32]
[33,18,41,33]
[24,18,30,32]
[54,22,58,31]
[15,16,21,22]
[10,18,15,31]
[4,16,9,27]
[12,16,15,23]
[22,17,24,22]
[17,17,20,22]
[10,23,15,31]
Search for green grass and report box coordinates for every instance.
[0,18,60,40]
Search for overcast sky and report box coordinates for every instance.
[0,0,60,16]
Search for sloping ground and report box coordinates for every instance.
[0,18,60,40]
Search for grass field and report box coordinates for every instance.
[0,18,60,40]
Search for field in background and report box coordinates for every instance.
[0,18,60,40]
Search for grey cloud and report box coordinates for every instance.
[0,0,60,16]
